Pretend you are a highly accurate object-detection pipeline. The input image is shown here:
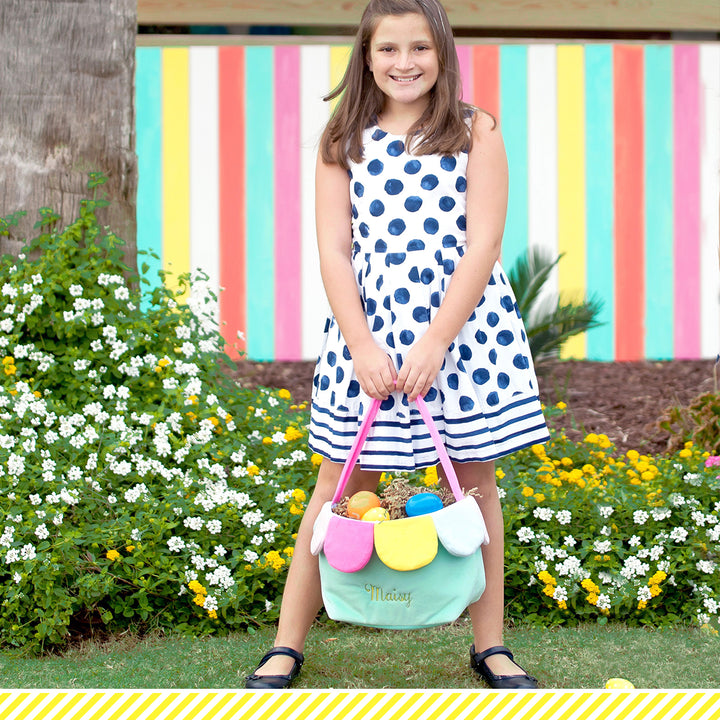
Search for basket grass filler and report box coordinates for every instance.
[311,395,489,629]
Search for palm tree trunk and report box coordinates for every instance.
[0,0,137,267]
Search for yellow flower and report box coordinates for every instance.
[262,437,273,445]
[584,433,599,444]
[555,401,567,410]
[533,493,545,503]
[247,464,260,477]
[193,594,206,607]
[581,578,599,593]
[1,356,14,366]
[207,609,217,619]
[626,449,640,462]
[188,580,207,595]
[495,468,505,480]
[292,488,306,503]
[649,585,662,598]
[264,551,286,571]
[311,453,323,467]
[283,547,294,558]
[298,402,307,410]
[187,394,199,405]
[278,388,292,400]
[4,364,16,376]
[587,593,599,606]
[33,390,42,398]
[538,571,556,586]
[521,486,534,497]
[641,471,655,481]
[284,426,303,442]
[424,465,439,486]
[106,549,121,561]
[557,600,567,610]
[209,416,220,426]
[638,600,647,610]
[560,457,573,467]
[125,545,135,553]
[543,585,556,597]
[531,444,546,457]
[678,448,692,458]
[649,571,667,585]
[289,503,304,515]
[186,411,197,422]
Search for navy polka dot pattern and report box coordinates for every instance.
[308,121,550,471]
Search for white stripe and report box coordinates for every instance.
[700,44,720,360]
[527,44,559,307]
[301,45,332,361]
[189,46,221,325]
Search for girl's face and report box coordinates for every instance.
[367,13,439,117]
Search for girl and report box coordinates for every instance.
[246,0,549,690]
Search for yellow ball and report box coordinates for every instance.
[361,506,390,522]
[605,678,635,689]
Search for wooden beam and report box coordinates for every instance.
[138,1,720,31]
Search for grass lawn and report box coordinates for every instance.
[2,620,718,690]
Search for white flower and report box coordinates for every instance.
[20,544,36,560]
[214,545,227,556]
[114,287,130,301]
[265,599,273,612]
[555,510,572,525]
[598,506,614,519]
[696,560,716,574]
[637,586,652,602]
[600,525,612,536]
[184,517,204,531]
[553,586,568,602]
[651,507,672,521]
[669,527,689,543]
[251,535,263,546]
[593,539,612,554]
[206,520,222,534]
[29,494,42,505]
[621,556,649,580]
[555,556,583,579]
[69,284,83,297]
[167,536,186,552]
[563,535,576,547]
[35,523,49,540]
[633,510,649,525]
[517,527,535,543]
[596,594,611,610]
[533,507,554,521]
[243,549,259,563]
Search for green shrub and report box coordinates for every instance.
[500,406,720,630]
[0,183,316,652]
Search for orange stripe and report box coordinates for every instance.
[613,46,645,361]
[219,47,246,357]
[473,45,500,120]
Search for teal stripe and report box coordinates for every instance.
[644,46,674,360]
[584,45,615,361]
[245,47,275,361]
[135,48,163,305]
[499,46,528,274]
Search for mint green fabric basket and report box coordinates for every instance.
[311,396,488,630]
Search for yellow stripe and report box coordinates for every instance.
[14,692,48,719]
[85,692,129,720]
[216,691,255,720]
[557,44,587,359]
[428,691,462,719]
[293,691,333,720]
[162,47,191,298]
[666,692,703,720]
[329,45,352,111]
[104,691,147,720]
[688,694,720,720]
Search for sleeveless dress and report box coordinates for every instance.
[308,122,550,471]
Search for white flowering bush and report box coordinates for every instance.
[0,183,316,652]
[500,406,720,631]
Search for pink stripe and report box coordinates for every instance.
[457,44,472,102]
[673,45,701,359]
[274,46,302,360]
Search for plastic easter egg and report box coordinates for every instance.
[405,492,444,517]
[605,678,635,689]
[361,506,390,522]
[347,491,381,520]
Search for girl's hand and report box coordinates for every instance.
[352,342,398,400]
[396,335,446,402]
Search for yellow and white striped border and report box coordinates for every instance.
[1,690,719,720]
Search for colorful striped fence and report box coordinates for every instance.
[135,42,720,363]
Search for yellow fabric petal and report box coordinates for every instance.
[374,515,438,571]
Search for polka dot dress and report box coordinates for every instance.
[308,123,550,471]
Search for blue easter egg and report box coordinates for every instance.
[405,493,444,517]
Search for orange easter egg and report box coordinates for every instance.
[361,506,390,522]
[347,491,381,520]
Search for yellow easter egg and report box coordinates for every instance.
[605,678,635,689]
[347,491,381,520]
[361,506,390,522]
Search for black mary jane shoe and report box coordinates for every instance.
[245,646,305,689]
[470,644,538,690]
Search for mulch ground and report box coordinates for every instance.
[232,358,717,456]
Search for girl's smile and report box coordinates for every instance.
[367,13,439,121]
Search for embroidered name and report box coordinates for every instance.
[364,583,412,607]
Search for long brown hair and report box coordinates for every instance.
[320,0,477,169]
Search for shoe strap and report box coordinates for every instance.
[472,644,514,664]
[259,646,304,668]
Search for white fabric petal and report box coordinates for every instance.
[310,501,334,556]
[433,497,490,556]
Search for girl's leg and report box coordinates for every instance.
[444,461,529,678]
[250,459,380,677]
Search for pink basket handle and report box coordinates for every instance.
[331,395,465,504]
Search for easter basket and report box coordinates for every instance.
[310,395,489,630]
